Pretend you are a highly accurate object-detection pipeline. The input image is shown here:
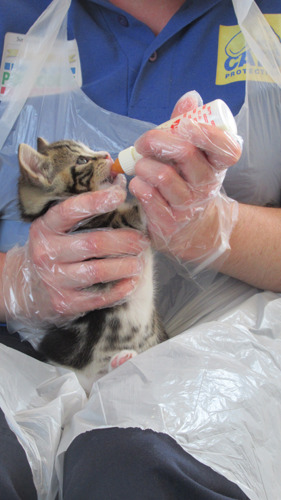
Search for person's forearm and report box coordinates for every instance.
[220,203,281,291]
[0,252,6,322]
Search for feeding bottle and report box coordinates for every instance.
[111,99,237,176]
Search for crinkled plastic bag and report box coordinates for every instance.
[0,0,281,499]
[57,290,281,500]
[224,0,281,206]
[0,344,86,500]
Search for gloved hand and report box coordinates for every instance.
[3,176,148,339]
[129,91,242,273]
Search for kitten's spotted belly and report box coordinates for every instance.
[78,251,158,383]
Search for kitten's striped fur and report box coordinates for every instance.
[18,138,167,391]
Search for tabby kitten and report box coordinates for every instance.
[18,138,167,391]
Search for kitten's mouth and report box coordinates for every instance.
[99,157,115,189]
[97,156,127,191]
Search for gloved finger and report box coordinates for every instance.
[29,224,149,264]
[134,147,220,199]
[176,119,242,169]
[43,184,127,234]
[130,176,236,262]
[170,90,203,118]
[132,158,198,207]
[51,256,143,289]
[129,177,180,240]
[51,276,140,315]
[135,122,241,174]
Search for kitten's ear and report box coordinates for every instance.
[18,143,51,187]
[37,137,49,153]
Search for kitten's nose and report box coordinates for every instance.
[103,153,114,162]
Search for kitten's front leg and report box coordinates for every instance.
[112,201,147,233]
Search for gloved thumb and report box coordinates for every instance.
[171,90,203,119]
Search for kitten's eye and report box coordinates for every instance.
[76,156,89,165]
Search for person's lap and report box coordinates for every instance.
[63,427,249,499]
[0,408,37,500]
[0,327,249,499]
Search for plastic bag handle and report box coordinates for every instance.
[0,0,71,150]
[232,0,281,87]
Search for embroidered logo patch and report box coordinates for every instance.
[216,14,281,85]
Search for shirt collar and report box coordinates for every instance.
[82,0,224,51]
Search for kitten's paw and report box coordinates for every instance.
[108,349,137,371]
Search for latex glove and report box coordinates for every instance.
[3,177,148,337]
[129,91,242,273]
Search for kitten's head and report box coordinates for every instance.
[18,137,113,221]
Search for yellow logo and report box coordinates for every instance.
[216,14,281,85]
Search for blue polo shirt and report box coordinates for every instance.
[0,0,281,250]
[1,0,280,122]
[66,0,280,122]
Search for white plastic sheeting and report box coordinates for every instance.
[57,290,281,500]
